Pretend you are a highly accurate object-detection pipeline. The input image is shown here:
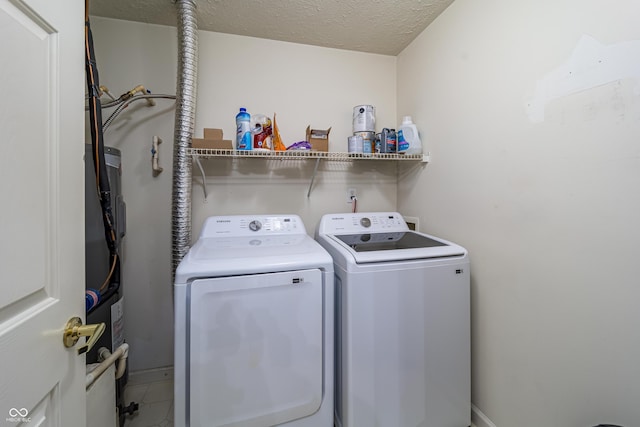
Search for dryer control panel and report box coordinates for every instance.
[317,212,409,234]
[199,215,306,237]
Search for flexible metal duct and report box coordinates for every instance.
[172,0,198,277]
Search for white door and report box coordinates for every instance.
[0,0,86,426]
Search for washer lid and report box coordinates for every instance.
[324,230,466,263]
[334,231,446,252]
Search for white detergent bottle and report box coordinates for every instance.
[397,116,422,155]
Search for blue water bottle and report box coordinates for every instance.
[236,108,252,150]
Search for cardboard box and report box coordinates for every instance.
[306,126,331,152]
[191,138,233,149]
[203,128,223,140]
[192,128,233,150]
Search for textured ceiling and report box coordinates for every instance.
[88,0,454,56]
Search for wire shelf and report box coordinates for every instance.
[187,148,427,162]
[188,147,429,199]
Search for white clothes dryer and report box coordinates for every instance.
[316,212,470,427]
[175,215,334,427]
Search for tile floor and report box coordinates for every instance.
[121,375,477,427]
[122,378,174,427]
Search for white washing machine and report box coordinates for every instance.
[316,212,470,427]
[174,214,334,427]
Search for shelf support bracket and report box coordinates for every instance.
[194,154,208,200]
[307,158,321,197]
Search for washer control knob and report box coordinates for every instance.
[249,220,262,232]
[360,217,371,228]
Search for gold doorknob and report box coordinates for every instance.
[63,317,106,355]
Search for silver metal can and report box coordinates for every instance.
[353,131,374,155]
[348,135,364,153]
[353,105,375,133]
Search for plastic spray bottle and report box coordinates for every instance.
[236,108,252,150]
[397,116,422,155]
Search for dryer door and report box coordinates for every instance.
[189,269,323,427]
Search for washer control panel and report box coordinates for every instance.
[318,212,409,234]
[200,215,305,237]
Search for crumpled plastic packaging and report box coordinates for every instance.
[286,141,312,150]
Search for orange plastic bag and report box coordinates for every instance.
[272,113,287,151]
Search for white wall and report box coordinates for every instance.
[89,17,399,371]
[191,29,399,236]
[397,1,640,426]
